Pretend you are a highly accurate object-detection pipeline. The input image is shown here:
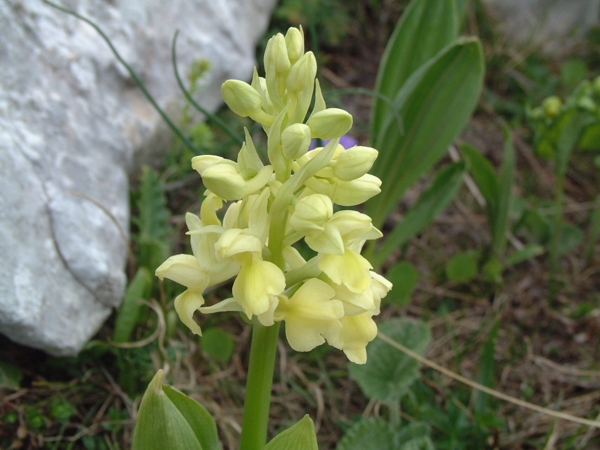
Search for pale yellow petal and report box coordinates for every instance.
[174,289,205,336]
[199,297,242,314]
[277,279,343,352]
[155,254,209,290]
[319,249,372,293]
[233,259,285,317]
[328,312,377,364]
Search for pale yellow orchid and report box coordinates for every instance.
[274,278,343,352]
[329,310,378,365]
[157,25,392,365]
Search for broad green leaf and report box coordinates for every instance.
[454,0,469,21]
[113,267,152,343]
[370,162,466,269]
[369,39,484,228]
[372,0,458,137]
[446,251,478,283]
[386,261,419,307]
[201,328,235,363]
[460,143,499,219]
[336,418,397,450]
[132,370,203,450]
[163,385,222,450]
[264,415,318,450]
[492,127,515,254]
[350,319,431,402]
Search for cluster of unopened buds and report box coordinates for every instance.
[156,26,391,364]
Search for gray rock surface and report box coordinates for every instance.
[0,0,277,356]
[483,0,600,52]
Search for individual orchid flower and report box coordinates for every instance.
[329,310,378,365]
[273,278,344,352]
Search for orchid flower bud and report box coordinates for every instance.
[286,51,317,93]
[282,123,311,159]
[215,228,262,261]
[307,108,353,140]
[190,155,229,174]
[334,175,382,206]
[222,80,262,117]
[332,146,378,181]
[289,194,333,236]
[542,96,562,118]
[264,33,291,75]
[201,163,273,201]
[304,173,381,206]
[285,27,304,64]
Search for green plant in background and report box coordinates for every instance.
[458,129,544,283]
[274,0,352,47]
[527,75,600,276]
[339,319,434,450]
[365,0,484,278]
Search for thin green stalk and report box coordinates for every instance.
[239,322,281,450]
[549,172,565,290]
[171,31,244,145]
[585,194,600,265]
[43,0,203,155]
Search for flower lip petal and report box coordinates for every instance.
[174,289,206,336]
[155,254,209,290]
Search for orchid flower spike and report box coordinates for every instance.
[156,25,391,364]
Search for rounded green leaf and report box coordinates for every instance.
[337,418,397,450]
[350,319,431,402]
[446,251,478,283]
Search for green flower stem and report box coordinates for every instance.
[549,171,565,297]
[239,321,281,450]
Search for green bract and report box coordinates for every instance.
[155,26,391,365]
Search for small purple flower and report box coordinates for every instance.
[309,135,358,150]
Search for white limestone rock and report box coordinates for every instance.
[0,0,277,356]
[483,0,600,52]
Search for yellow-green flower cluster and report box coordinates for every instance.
[156,27,391,364]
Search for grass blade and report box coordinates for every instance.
[492,127,516,255]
